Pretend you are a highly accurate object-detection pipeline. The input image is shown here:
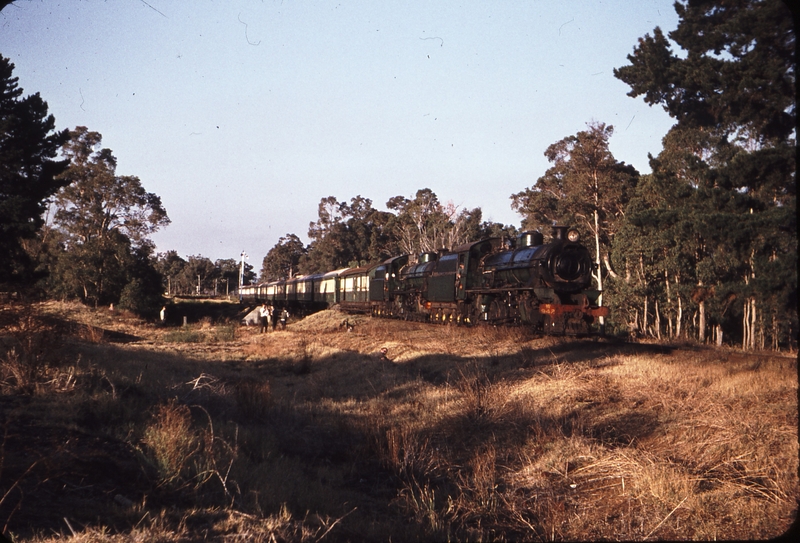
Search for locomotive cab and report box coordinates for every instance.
[369,254,410,316]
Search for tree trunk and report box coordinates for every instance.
[743,298,749,350]
[743,297,758,350]
[654,298,661,340]
[758,310,764,350]
[773,312,779,351]
[699,300,706,343]
[664,269,672,338]
[594,208,604,333]
[743,249,757,350]
[643,296,648,338]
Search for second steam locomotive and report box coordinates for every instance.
[240,226,608,335]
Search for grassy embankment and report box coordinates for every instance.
[0,300,797,541]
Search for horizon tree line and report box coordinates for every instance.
[1,0,794,349]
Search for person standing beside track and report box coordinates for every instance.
[279,308,289,330]
[259,303,270,333]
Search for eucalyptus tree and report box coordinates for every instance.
[0,54,69,287]
[307,195,345,245]
[155,250,187,296]
[176,255,215,295]
[49,126,169,309]
[386,188,483,255]
[511,122,639,312]
[215,258,243,295]
[54,127,170,247]
[302,195,398,273]
[260,234,307,281]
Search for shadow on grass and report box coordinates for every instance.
[1,334,677,540]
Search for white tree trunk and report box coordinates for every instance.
[699,300,706,343]
[593,208,605,332]
[743,298,750,350]
[654,298,661,340]
[643,296,648,338]
[664,269,673,338]
[743,297,758,350]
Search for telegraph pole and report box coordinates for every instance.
[239,251,248,301]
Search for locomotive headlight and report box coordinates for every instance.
[567,229,580,242]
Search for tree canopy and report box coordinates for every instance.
[0,54,69,286]
[614,0,795,145]
[511,122,640,296]
[611,0,796,348]
[43,127,170,311]
[260,234,306,282]
[257,189,514,280]
[302,195,398,273]
[54,126,170,248]
[386,188,486,255]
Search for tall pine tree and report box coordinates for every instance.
[613,0,795,348]
[0,55,69,287]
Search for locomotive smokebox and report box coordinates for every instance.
[517,231,544,248]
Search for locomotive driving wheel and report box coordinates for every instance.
[456,301,471,325]
[488,299,507,323]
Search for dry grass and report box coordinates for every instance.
[0,309,67,394]
[141,401,200,486]
[1,303,797,541]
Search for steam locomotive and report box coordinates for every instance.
[240,226,607,335]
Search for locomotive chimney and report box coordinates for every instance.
[552,226,568,241]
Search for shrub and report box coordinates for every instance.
[163,328,205,343]
[381,424,438,483]
[213,324,237,342]
[118,277,164,319]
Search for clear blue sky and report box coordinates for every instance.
[1,0,678,263]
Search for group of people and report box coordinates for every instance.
[259,303,289,333]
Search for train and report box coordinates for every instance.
[240,226,608,335]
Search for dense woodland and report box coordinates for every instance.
[1,0,795,349]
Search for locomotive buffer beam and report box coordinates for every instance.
[539,303,608,318]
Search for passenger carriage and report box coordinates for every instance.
[339,266,371,313]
